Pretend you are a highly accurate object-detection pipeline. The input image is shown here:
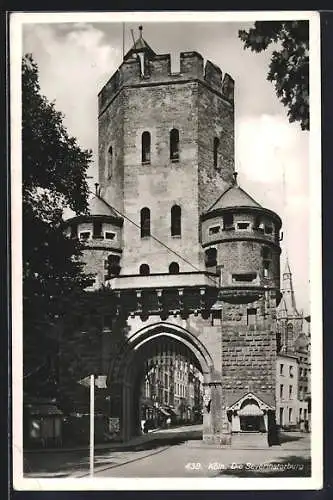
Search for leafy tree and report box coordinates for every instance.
[22,54,94,397]
[239,21,309,130]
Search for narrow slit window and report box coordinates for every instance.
[107,146,113,179]
[93,220,103,238]
[106,254,121,277]
[213,137,219,168]
[265,225,274,235]
[170,128,179,161]
[232,273,257,282]
[171,205,181,236]
[142,131,151,164]
[140,207,151,238]
[223,213,234,230]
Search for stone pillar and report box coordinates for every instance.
[202,382,231,446]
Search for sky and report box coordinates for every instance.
[22,18,311,314]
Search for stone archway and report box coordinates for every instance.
[111,322,215,441]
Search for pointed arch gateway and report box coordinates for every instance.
[109,322,214,440]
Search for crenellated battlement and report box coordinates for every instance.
[98,50,234,114]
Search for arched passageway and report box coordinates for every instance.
[110,323,213,441]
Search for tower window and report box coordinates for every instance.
[280,384,284,399]
[140,207,151,238]
[263,260,270,278]
[93,220,102,238]
[205,248,217,267]
[170,128,179,161]
[280,363,284,375]
[107,145,113,179]
[79,231,91,241]
[106,254,121,277]
[213,137,219,168]
[139,263,150,276]
[209,225,220,235]
[265,224,274,235]
[247,308,257,326]
[236,222,250,231]
[171,205,181,236]
[223,213,234,230]
[142,131,151,164]
[105,231,116,240]
[169,262,180,274]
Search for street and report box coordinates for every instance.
[24,425,311,478]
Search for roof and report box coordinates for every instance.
[124,27,156,61]
[207,184,262,213]
[88,195,119,218]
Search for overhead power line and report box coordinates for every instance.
[88,190,218,287]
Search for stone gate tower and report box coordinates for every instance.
[63,29,282,446]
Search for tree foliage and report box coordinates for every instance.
[22,54,94,394]
[239,21,309,130]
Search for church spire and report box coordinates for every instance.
[281,256,298,315]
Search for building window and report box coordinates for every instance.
[289,365,294,377]
[280,364,284,376]
[107,145,113,179]
[79,231,91,241]
[247,308,257,326]
[223,213,234,230]
[289,408,293,422]
[93,220,103,238]
[280,384,284,399]
[205,247,217,267]
[209,225,220,235]
[140,207,150,237]
[105,231,116,240]
[171,205,181,236]
[141,131,151,163]
[213,137,219,168]
[139,263,150,276]
[279,407,284,426]
[289,385,293,398]
[169,262,180,274]
[265,224,274,235]
[106,254,121,277]
[170,128,179,161]
[299,408,303,418]
[236,222,250,231]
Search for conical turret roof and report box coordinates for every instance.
[207,184,262,212]
[88,195,119,218]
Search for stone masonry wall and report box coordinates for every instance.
[198,83,234,214]
[120,83,201,273]
[221,296,277,409]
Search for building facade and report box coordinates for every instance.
[276,259,311,431]
[61,29,285,446]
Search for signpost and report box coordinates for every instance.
[78,374,107,477]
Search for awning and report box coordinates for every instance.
[158,407,170,416]
[238,404,263,416]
